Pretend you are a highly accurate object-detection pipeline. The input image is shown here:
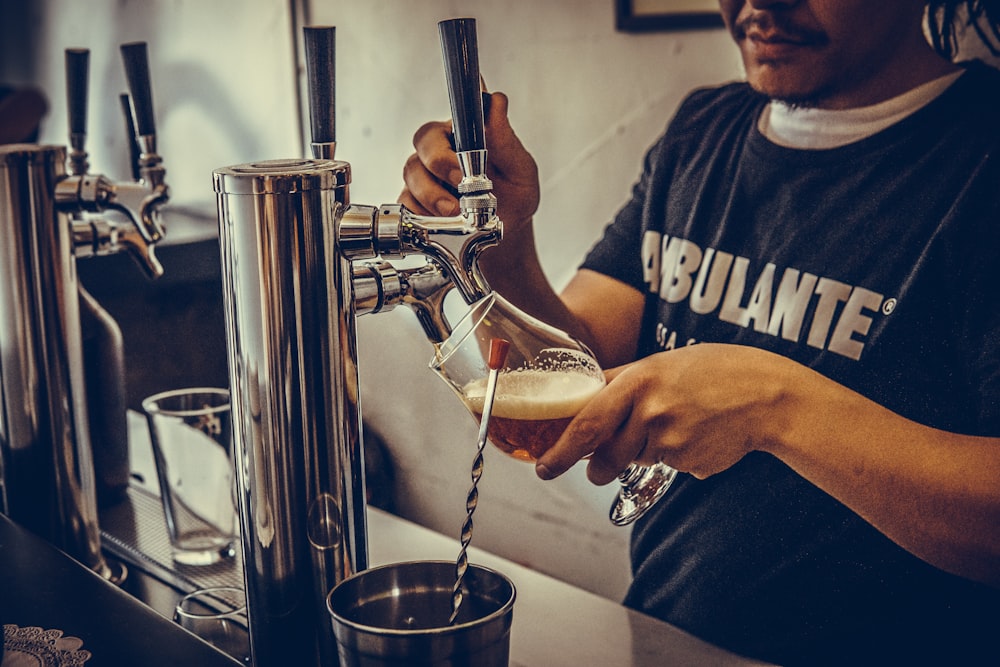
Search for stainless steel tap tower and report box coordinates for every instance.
[0,43,168,580]
[213,20,498,666]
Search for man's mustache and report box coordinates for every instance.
[734,11,828,45]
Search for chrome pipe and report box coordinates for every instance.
[0,144,118,582]
[214,157,366,667]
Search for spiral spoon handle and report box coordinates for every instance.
[450,337,510,624]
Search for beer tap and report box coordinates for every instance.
[213,18,498,666]
[305,20,499,345]
[353,260,456,344]
[0,41,168,583]
[61,45,169,510]
[342,18,501,340]
[58,42,168,279]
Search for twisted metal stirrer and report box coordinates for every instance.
[449,337,510,625]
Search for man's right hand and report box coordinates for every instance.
[399,90,541,232]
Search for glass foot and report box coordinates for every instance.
[610,462,678,526]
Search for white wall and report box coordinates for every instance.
[0,0,301,216]
[1,0,744,600]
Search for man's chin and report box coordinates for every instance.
[744,58,837,107]
[747,74,827,108]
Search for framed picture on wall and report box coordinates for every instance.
[615,0,724,32]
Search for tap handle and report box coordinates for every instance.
[438,18,485,153]
[65,48,90,174]
[120,42,156,138]
[65,48,89,140]
[303,26,336,157]
[119,94,142,181]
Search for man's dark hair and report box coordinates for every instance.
[927,0,1000,57]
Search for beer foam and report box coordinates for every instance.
[463,369,604,419]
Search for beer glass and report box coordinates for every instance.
[430,293,676,525]
[142,388,237,565]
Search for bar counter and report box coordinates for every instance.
[367,506,770,667]
[1,414,774,666]
[1,505,768,667]
[0,511,241,666]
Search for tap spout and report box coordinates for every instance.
[354,260,456,345]
[72,217,164,279]
[341,203,500,305]
[398,204,500,303]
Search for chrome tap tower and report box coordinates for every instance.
[0,43,168,580]
[213,20,498,666]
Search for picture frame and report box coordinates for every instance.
[615,0,724,33]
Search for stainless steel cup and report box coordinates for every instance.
[327,560,515,667]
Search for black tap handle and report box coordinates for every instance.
[438,18,485,153]
[65,48,90,137]
[120,42,156,137]
[303,26,336,146]
[120,94,141,180]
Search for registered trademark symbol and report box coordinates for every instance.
[882,298,897,315]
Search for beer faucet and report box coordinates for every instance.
[345,18,501,345]
[0,42,167,582]
[213,19,497,666]
[60,44,168,278]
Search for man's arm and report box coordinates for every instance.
[536,343,1000,589]
[770,359,1000,589]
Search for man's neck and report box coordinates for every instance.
[759,69,964,149]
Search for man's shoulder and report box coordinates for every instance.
[631,82,762,184]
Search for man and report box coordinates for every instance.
[401,1,1000,663]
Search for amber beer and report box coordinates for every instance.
[462,368,605,462]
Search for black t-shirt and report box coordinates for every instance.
[582,63,1000,665]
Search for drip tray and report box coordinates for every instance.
[100,484,244,595]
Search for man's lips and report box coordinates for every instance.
[740,24,824,60]
[745,27,810,46]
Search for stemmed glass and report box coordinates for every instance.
[430,292,677,525]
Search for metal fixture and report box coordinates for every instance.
[0,43,168,583]
[212,19,497,666]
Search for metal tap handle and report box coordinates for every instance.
[120,42,156,139]
[439,18,485,153]
[303,26,336,159]
[65,48,89,175]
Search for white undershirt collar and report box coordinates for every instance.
[759,71,963,149]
